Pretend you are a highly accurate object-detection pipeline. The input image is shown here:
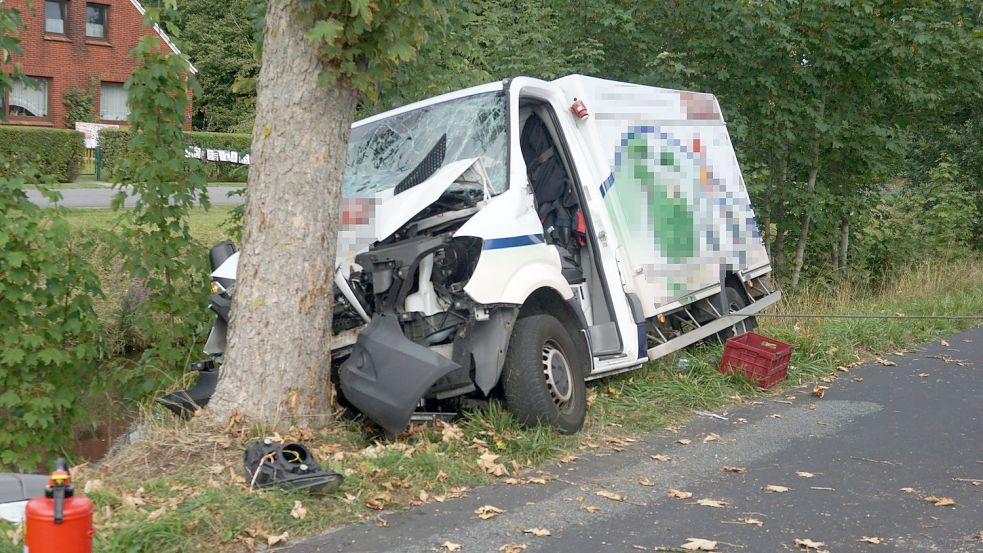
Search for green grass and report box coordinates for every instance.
[63,205,235,247]
[3,205,979,553]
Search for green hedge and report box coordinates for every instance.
[0,126,84,182]
[100,129,250,183]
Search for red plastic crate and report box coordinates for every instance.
[719,332,794,389]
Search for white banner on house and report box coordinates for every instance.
[75,122,120,149]
[186,146,250,165]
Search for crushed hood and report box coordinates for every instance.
[212,158,481,281]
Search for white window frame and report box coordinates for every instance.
[99,82,129,121]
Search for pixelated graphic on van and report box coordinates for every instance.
[602,126,760,301]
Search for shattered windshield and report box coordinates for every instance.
[344,92,507,198]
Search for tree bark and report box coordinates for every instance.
[207,0,358,428]
[790,97,824,288]
[838,217,849,270]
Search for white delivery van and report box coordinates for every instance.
[199,75,780,436]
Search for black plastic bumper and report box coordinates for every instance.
[339,314,460,436]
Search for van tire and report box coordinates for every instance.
[501,314,587,434]
[716,284,754,341]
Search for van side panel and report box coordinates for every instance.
[554,75,770,318]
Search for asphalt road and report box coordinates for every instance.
[26,186,244,208]
[285,326,983,553]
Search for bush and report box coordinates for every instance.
[0,126,85,182]
[100,129,250,183]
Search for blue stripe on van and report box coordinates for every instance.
[599,172,615,198]
[481,234,545,250]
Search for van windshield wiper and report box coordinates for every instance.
[394,134,447,194]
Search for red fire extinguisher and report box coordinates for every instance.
[25,458,94,553]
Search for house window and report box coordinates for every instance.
[2,77,50,118]
[86,3,107,38]
[44,1,68,34]
[99,82,128,121]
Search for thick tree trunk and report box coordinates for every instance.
[207,0,358,427]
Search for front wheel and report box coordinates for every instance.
[501,314,587,434]
[716,284,755,341]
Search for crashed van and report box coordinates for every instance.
[197,75,780,436]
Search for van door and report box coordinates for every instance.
[508,78,648,372]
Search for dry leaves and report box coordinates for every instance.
[499,545,527,553]
[722,466,747,474]
[440,422,465,443]
[925,496,955,507]
[765,485,790,493]
[290,500,307,520]
[940,339,950,347]
[681,538,718,551]
[474,505,505,520]
[875,357,897,366]
[595,490,627,502]
[794,538,825,550]
[811,385,828,399]
[696,498,728,508]
[900,487,917,494]
[477,452,509,476]
[668,488,693,499]
[676,438,692,445]
[740,517,764,527]
[266,532,289,546]
[858,536,884,544]
[918,372,930,377]
[522,528,551,537]
[441,541,463,551]
[703,433,720,443]
[796,472,816,478]
[650,454,672,462]
[638,477,655,487]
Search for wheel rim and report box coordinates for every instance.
[542,339,573,407]
[728,293,747,335]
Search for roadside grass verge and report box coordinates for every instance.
[2,259,979,553]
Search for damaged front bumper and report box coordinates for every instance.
[338,314,461,436]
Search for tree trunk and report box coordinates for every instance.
[790,133,823,288]
[838,217,850,270]
[207,0,358,428]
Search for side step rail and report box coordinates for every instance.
[645,291,782,362]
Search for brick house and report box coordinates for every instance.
[2,0,195,130]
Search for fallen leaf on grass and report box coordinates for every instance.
[796,472,816,478]
[290,500,307,520]
[696,498,728,508]
[474,505,505,520]
[681,538,718,551]
[477,452,509,476]
[267,532,289,546]
[441,541,463,551]
[499,545,527,553]
[440,422,464,443]
[146,507,167,522]
[650,454,672,462]
[668,488,693,499]
[676,438,692,445]
[638,477,655,487]
[794,538,825,549]
[765,485,790,493]
[876,357,897,366]
[83,479,103,493]
[858,536,884,544]
[722,466,747,473]
[703,433,720,443]
[522,528,551,537]
[812,385,828,399]
[596,490,627,502]
[925,496,955,507]
[121,495,146,509]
